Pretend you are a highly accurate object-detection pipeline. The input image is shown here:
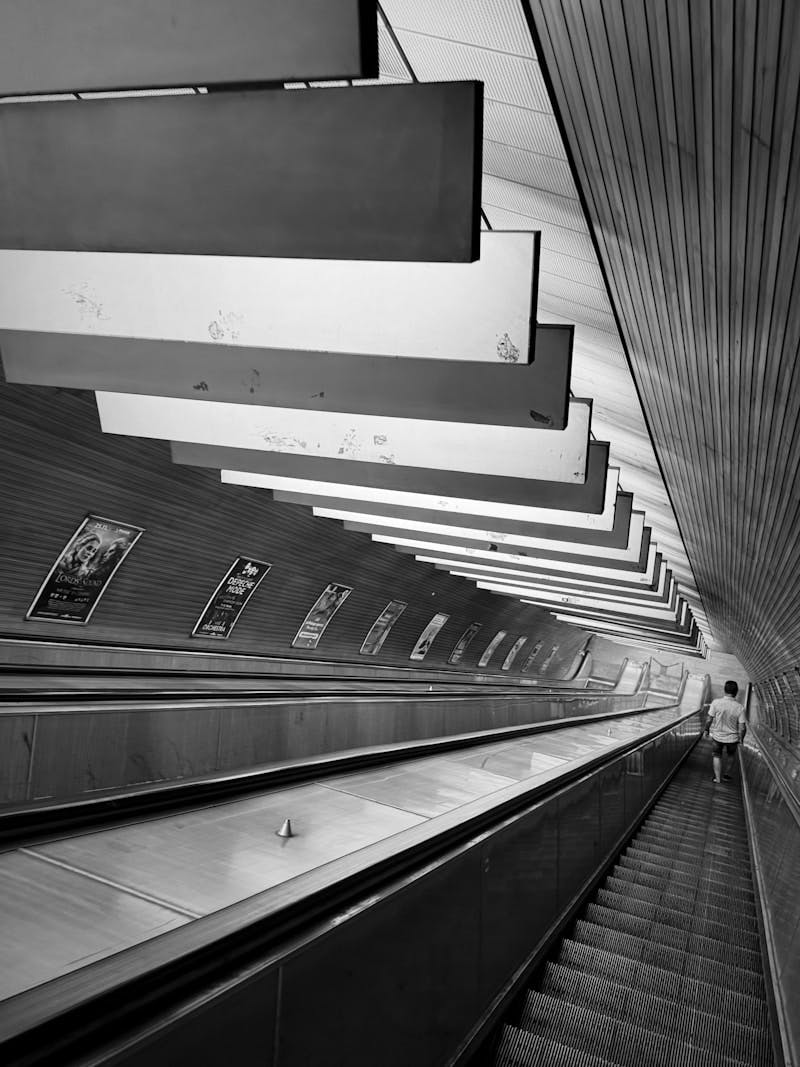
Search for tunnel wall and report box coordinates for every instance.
[740,722,800,1067]
[0,691,650,806]
[0,379,590,677]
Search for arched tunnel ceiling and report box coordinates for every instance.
[523,0,800,678]
[374,0,708,638]
[8,1,773,662]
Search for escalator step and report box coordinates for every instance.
[618,850,754,888]
[602,876,748,924]
[494,1024,618,1066]
[623,843,749,879]
[636,833,745,855]
[594,887,759,942]
[489,748,773,1067]
[516,990,764,1066]
[517,990,671,1064]
[638,822,743,846]
[583,903,763,969]
[540,960,770,1033]
[608,863,754,907]
[568,924,766,996]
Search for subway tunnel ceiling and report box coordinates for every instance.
[5,0,769,662]
[522,0,800,679]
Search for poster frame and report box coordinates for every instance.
[25,513,144,625]
[292,582,353,649]
[191,556,272,639]
[360,599,408,656]
[409,611,450,661]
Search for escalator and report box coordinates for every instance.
[493,745,775,1066]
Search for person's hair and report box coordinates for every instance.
[724,679,739,697]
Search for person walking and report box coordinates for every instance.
[705,680,746,783]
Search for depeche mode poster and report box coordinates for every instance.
[191,557,271,639]
[478,629,507,668]
[26,514,143,624]
[502,636,529,671]
[448,621,482,664]
[360,600,407,655]
[409,612,449,661]
[292,582,352,649]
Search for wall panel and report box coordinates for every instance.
[0,381,588,675]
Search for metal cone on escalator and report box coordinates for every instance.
[276,818,295,838]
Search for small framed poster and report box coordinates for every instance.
[539,645,559,673]
[448,621,482,664]
[292,583,352,649]
[360,600,407,655]
[478,630,507,668]
[501,636,529,671]
[191,557,271,639]
[26,514,143,624]
[409,612,449,661]
[521,640,543,673]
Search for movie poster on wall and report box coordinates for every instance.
[501,636,529,671]
[448,621,482,664]
[292,582,352,649]
[360,600,407,655]
[409,612,449,661]
[26,514,143,624]
[191,557,271,639]
[521,640,543,673]
[478,629,507,668]
[539,645,559,674]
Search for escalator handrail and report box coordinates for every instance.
[0,700,702,1059]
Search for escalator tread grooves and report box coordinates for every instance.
[491,748,775,1067]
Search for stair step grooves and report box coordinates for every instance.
[594,888,759,943]
[541,960,770,1031]
[624,844,750,878]
[583,903,762,962]
[602,875,752,922]
[557,938,767,1004]
[529,977,769,1060]
[637,824,745,849]
[641,814,744,835]
[571,922,766,993]
[495,1024,618,1067]
[517,990,769,1067]
[610,862,755,905]
[518,990,675,1065]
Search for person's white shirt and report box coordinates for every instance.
[708,695,746,743]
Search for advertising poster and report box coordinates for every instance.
[191,557,271,639]
[409,612,450,661]
[448,621,482,664]
[292,582,352,649]
[521,640,544,673]
[501,636,529,671]
[360,600,407,655]
[26,514,143,624]
[478,629,507,668]
[539,644,560,674]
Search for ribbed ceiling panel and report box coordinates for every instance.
[526,0,799,674]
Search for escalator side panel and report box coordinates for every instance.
[41,714,702,1067]
[741,734,800,1067]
